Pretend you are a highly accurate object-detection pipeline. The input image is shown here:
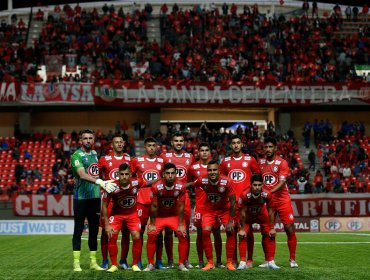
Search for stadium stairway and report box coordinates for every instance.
[27,17,43,48]
[147,17,161,44]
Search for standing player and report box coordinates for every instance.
[98,135,132,269]
[220,134,260,269]
[131,137,164,268]
[238,174,279,269]
[161,132,194,268]
[188,142,223,268]
[144,163,189,272]
[259,136,298,268]
[102,163,143,273]
[71,129,117,272]
[192,160,237,271]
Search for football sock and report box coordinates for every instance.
[177,234,187,265]
[196,230,204,263]
[132,238,142,265]
[226,232,236,263]
[73,251,80,264]
[238,235,247,262]
[287,232,297,261]
[146,234,157,265]
[156,231,164,261]
[247,230,254,261]
[108,234,118,266]
[202,230,214,263]
[214,231,222,264]
[100,230,108,261]
[165,231,174,263]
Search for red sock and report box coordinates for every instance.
[238,236,247,262]
[132,238,142,265]
[156,232,163,261]
[226,232,236,263]
[267,236,276,261]
[202,230,214,263]
[108,233,118,266]
[146,233,157,265]
[287,232,297,261]
[101,230,109,261]
[120,230,130,260]
[247,230,254,261]
[196,230,204,263]
[177,234,187,265]
[165,231,173,263]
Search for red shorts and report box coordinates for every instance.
[137,203,150,226]
[245,212,271,235]
[193,207,203,228]
[150,216,186,235]
[108,213,141,232]
[271,198,295,225]
[202,210,232,228]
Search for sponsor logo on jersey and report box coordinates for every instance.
[207,193,222,203]
[119,196,136,208]
[143,170,159,181]
[161,198,175,208]
[228,169,246,182]
[175,165,187,178]
[263,173,278,185]
[109,168,119,180]
[132,187,138,195]
[88,163,99,176]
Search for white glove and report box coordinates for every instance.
[96,179,117,193]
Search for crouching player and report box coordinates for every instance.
[238,174,279,269]
[102,163,144,273]
[144,163,188,272]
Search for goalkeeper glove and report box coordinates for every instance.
[96,179,117,193]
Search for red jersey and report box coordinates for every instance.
[98,153,132,180]
[238,188,272,218]
[220,155,260,199]
[150,179,186,217]
[161,152,194,182]
[131,156,164,205]
[103,178,144,216]
[258,157,291,205]
[188,162,208,213]
[193,175,235,212]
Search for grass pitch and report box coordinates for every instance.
[0,232,369,280]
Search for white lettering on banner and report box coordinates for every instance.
[99,85,369,105]
[0,220,74,235]
[12,194,370,217]
[0,82,17,101]
[19,83,94,104]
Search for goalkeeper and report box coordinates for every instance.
[71,129,117,272]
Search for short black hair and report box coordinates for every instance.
[231,134,242,141]
[264,136,277,146]
[80,129,95,135]
[250,174,263,184]
[144,137,157,145]
[163,162,176,171]
[119,163,131,171]
[172,131,184,139]
[198,142,210,149]
[207,159,219,166]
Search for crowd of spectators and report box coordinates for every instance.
[0,2,369,85]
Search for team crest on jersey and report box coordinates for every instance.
[156,164,162,170]
[186,159,190,165]
[219,186,225,193]
[87,163,99,176]
[141,164,145,168]
[109,168,119,180]
[132,188,138,195]
[109,162,112,167]
[273,166,279,172]
[197,171,201,176]
[242,162,248,167]
[174,191,179,197]
[289,214,294,220]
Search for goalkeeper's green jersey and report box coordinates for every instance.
[71,148,100,200]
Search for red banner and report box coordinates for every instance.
[19,82,94,104]
[12,194,370,217]
[95,81,370,107]
[65,54,77,72]
[0,82,19,102]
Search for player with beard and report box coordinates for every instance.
[259,137,298,268]
[238,174,279,270]
[98,136,132,269]
[71,129,117,272]
[161,132,194,268]
[102,163,144,273]
[192,160,236,271]
[188,142,223,268]
[144,163,189,272]
[220,135,260,269]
